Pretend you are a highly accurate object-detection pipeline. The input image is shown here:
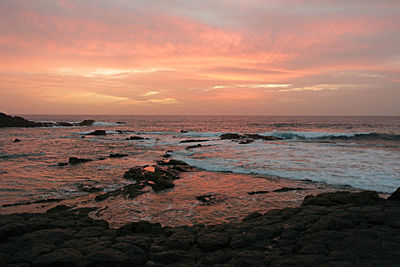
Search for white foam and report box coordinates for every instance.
[172,141,400,193]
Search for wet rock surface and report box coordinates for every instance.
[0,112,95,128]
[85,130,106,136]
[220,133,283,142]
[96,159,194,201]
[1,189,400,266]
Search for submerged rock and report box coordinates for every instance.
[126,136,144,140]
[186,144,202,150]
[220,132,282,142]
[77,120,95,126]
[273,187,305,193]
[220,133,241,140]
[86,130,106,136]
[56,121,73,127]
[109,153,128,158]
[68,157,92,164]
[196,194,226,205]
[247,190,269,195]
[179,139,209,143]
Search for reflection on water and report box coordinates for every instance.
[0,115,398,227]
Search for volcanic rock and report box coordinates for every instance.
[0,112,43,128]
[77,120,95,126]
[186,144,202,150]
[126,136,144,140]
[220,133,241,140]
[388,187,400,201]
[179,139,209,143]
[86,130,106,136]
[68,157,93,164]
[302,190,383,206]
[1,190,400,266]
[109,153,128,158]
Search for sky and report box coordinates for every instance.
[0,0,399,115]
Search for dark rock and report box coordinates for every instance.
[273,187,305,192]
[196,194,226,205]
[85,130,106,136]
[127,136,144,140]
[244,133,283,141]
[32,248,83,266]
[116,121,126,124]
[57,162,68,166]
[84,248,131,265]
[68,157,92,164]
[95,184,145,201]
[247,190,269,195]
[243,212,262,221]
[109,153,128,158]
[13,138,21,143]
[162,153,171,158]
[197,232,230,251]
[302,191,383,206]
[112,242,147,264]
[220,133,241,140]
[180,130,188,133]
[55,121,73,127]
[186,144,202,150]
[0,112,45,128]
[166,232,194,250]
[76,119,95,126]
[179,139,209,143]
[150,249,191,264]
[155,159,194,172]
[388,187,400,201]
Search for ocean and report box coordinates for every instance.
[1,115,399,227]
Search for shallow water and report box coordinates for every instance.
[0,115,399,226]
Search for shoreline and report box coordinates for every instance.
[1,189,399,266]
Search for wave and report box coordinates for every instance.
[260,131,400,142]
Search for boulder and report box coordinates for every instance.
[220,133,241,140]
[179,139,209,143]
[13,138,21,143]
[76,119,95,126]
[244,134,282,141]
[55,121,73,127]
[0,112,44,128]
[186,144,202,150]
[68,157,92,164]
[388,187,400,201]
[109,153,128,158]
[127,136,144,140]
[86,130,106,136]
[124,166,176,191]
[302,191,383,206]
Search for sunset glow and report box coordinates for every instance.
[0,0,399,115]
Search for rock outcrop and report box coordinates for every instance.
[0,112,96,128]
[1,189,400,266]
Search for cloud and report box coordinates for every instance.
[145,98,178,104]
[142,91,160,97]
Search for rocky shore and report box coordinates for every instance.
[0,112,94,128]
[1,189,399,266]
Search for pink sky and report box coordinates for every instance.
[0,0,399,115]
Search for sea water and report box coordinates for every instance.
[0,115,399,226]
